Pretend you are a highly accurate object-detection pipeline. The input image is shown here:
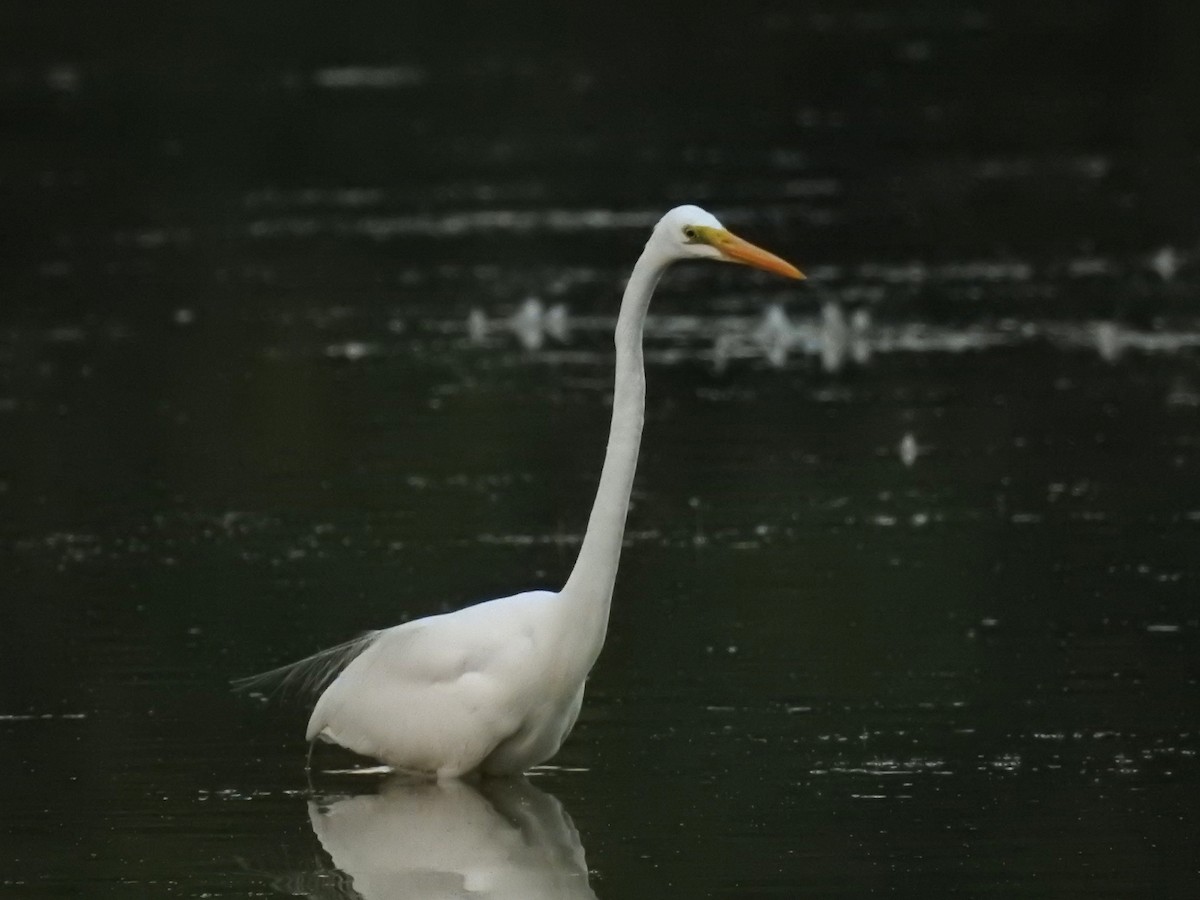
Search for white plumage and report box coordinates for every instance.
[305,592,585,777]
[237,205,803,777]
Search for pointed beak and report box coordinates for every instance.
[703,228,805,280]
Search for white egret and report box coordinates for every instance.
[237,205,803,777]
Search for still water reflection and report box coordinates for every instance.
[304,776,594,900]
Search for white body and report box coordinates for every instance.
[307,591,589,776]
[246,205,801,776]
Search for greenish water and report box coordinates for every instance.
[2,1,1200,896]
[2,312,1198,896]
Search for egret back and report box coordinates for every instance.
[305,590,581,776]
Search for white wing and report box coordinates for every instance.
[306,590,560,776]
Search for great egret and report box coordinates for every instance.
[238,205,803,777]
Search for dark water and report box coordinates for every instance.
[2,2,1199,897]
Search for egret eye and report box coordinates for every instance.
[683,226,698,241]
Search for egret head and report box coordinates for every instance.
[653,205,805,279]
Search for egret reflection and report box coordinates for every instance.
[305,776,597,900]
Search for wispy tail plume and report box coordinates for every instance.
[232,631,382,700]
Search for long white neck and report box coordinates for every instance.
[560,240,668,663]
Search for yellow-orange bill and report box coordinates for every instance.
[713,230,805,280]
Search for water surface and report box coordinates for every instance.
[2,2,1199,897]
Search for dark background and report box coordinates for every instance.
[3,2,1200,316]
[1,3,1198,897]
